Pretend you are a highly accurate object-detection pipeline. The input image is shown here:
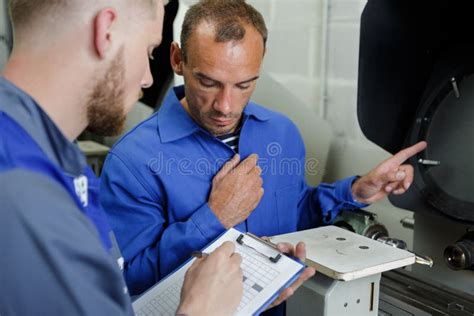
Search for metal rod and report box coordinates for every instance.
[451,77,460,98]
[418,159,441,166]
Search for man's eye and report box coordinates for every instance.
[199,79,216,88]
[237,84,251,90]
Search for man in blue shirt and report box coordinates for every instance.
[1,0,270,315]
[101,0,426,301]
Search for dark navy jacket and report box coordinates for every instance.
[0,77,133,315]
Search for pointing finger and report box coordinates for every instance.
[386,141,427,167]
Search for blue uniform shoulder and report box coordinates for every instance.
[106,112,166,172]
[112,111,160,150]
[247,101,301,135]
[0,112,66,184]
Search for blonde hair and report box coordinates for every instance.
[9,0,158,33]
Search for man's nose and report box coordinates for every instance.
[213,87,233,116]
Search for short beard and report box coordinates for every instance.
[85,47,127,137]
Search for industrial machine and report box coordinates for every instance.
[358,0,474,314]
[286,1,474,314]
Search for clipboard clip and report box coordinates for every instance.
[236,233,282,263]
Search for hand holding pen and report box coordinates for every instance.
[177,242,243,315]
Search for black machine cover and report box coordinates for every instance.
[358,0,474,223]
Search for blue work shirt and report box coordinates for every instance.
[0,77,132,315]
[100,85,367,296]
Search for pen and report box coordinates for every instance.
[191,251,209,259]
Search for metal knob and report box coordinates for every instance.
[444,233,474,271]
[376,237,433,267]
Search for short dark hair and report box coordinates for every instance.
[9,1,65,30]
[180,0,268,62]
[9,0,157,33]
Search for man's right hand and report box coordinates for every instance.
[177,242,243,315]
[208,154,264,229]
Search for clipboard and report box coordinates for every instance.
[132,228,305,316]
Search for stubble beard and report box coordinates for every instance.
[85,47,127,137]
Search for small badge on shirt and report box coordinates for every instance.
[117,256,125,271]
[74,175,88,207]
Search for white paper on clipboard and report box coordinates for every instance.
[132,228,305,316]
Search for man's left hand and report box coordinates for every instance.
[351,141,427,204]
[267,242,316,309]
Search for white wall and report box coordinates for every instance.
[0,0,10,70]
[251,0,327,117]
[245,0,367,138]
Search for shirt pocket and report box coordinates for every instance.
[275,183,300,234]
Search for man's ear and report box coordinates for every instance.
[93,8,119,59]
[170,42,184,75]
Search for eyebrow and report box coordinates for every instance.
[194,72,260,85]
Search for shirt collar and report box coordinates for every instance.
[157,86,200,143]
[244,102,271,122]
[0,77,86,177]
[157,85,270,143]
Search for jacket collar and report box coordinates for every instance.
[157,85,270,143]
